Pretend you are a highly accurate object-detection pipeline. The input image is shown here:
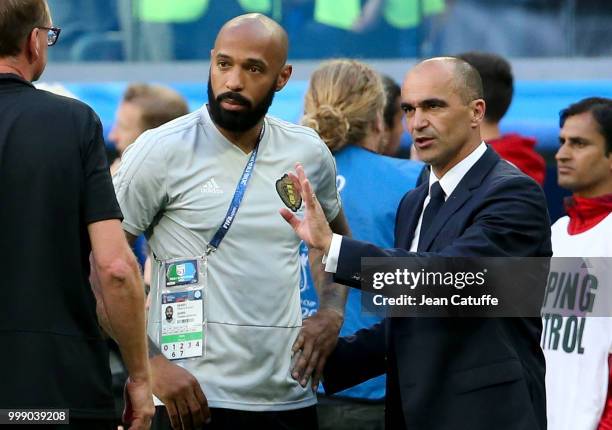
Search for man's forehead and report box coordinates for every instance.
[214,20,285,65]
[401,73,456,104]
[561,112,600,136]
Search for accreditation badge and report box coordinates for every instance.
[158,257,207,361]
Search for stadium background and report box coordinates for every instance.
[41,0,612,223]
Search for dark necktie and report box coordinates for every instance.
[418,181,445,249]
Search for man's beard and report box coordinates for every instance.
[207,76,276,133]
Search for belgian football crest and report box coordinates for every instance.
[276,174,302,212]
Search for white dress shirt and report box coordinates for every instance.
[324,142,488,273]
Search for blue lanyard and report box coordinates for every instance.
[205,124,265,255]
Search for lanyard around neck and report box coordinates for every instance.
[206,123,265,255]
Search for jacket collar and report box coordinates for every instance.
[0,73,35,89]
[417,146,500,251]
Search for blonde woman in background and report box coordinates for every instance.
[299,59,423,430]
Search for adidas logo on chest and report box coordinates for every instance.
[201,177,224,194]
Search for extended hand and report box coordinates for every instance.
[280,163,334,254]
[291,308,343,390]
[150,355,210,430]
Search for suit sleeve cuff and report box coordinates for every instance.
[322,233,343,273]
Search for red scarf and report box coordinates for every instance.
[564,194,612,235]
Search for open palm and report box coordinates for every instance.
[279,163,333,253]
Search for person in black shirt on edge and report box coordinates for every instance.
[0,1,153,429]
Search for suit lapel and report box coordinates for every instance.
[418,187,472,251]
[418,147,501,251]
[395,183,428,249]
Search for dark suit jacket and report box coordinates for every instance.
[323,147,551,430]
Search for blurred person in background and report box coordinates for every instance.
[352,0,446,57]
[109,83,189,271]
[130,0,207,61]
[131,0,282,61]
[572,1,612,56]
[380,74,405,157]
[296,0,396,57]
[109,83,189,174]
[297,0,364,57]
[300,59,422,430]
[440,0,563,57]
[113,14,349,430]
[544,97,612,430]
[300,0,445,58]
[0,0,153,428]
[456,51,546,185]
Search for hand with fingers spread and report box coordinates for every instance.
[291,308,343,390]
[279,163,334,254]
[151,355,210,430]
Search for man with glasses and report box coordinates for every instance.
[0,1,153,429]
[39,25,61,46]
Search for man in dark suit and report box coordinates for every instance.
[280,57,551,430]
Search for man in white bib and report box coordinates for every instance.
[543,97,612,430]
[113,13,349,430]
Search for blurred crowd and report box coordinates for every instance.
[47,0,612,62]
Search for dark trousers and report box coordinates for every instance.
[152,405,318,430]
[317,396,384,430]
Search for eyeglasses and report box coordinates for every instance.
[36,26,61,46]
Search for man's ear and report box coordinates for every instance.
[275,64,293,91]
[470,98,486,128]
[26,28,41,64]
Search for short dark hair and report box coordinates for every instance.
[381,75,401,130]
[450,57,484,105]
[455,52,513,123]
[123,83,189,131]
[559,97,612,154]
[0,0,49,57]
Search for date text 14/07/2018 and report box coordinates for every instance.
[373,294,499,307]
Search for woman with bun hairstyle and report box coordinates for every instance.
[299,59,423,430]
[303,59,387,155]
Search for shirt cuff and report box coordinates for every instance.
[322,233,343,273]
